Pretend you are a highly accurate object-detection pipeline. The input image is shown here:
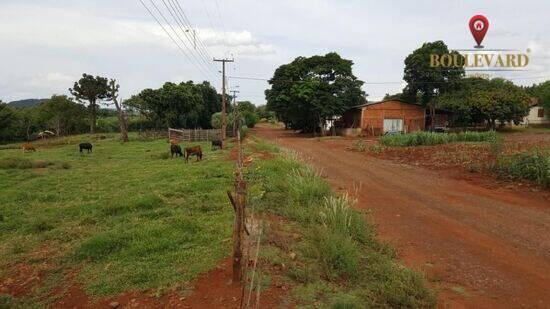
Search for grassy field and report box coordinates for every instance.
[0,134,234,305]
[1,134,434,308]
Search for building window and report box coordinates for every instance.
[538,108,545,118]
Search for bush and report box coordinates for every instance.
[493,149,550,187]
[380,130,497,147]
[354,140,366,152]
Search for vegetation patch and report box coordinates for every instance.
[380,130,498,147]
[0,157,55,169]
[493,149,550,187]
[247,140,435,307]
[0,136,234,301]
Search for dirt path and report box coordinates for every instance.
[255,125,550,308]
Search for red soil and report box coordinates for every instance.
[255,124,550,308]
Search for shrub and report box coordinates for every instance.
[493,149,550,187]
[354,140,366,152]
[380,131,497,147]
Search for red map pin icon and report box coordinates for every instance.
[469,15,489,48]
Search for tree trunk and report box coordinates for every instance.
[90,99,97,134]
[113,99,129,142]
[429,104,436,131]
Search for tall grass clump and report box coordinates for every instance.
[319,195,371,244]
[493,149,550,187]
[380,130,497,147]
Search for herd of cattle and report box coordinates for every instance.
[21,139,224,164]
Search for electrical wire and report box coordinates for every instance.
[151,0,216,79]
[138,0,214,81]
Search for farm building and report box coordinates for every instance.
[341,99,425,135]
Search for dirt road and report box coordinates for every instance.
[255,125,550,308]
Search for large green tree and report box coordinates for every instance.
[435,78,529,128]
[69,74,111,133]
[126,81,220,129]
[266,52,365,133]
[403,41,464,130]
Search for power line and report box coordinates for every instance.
[151,0,216,79]
[228,75,550,85]
[172,0,215,61]
[138,0,214,80]
[166,0,217,73]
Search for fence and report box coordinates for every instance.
[168,128,234,142]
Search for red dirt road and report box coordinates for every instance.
[255,125,550,308]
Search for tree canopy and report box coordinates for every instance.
[126,81,221,129]
[526,81,550,116]
[69,74,111,133]
[434,78,530,128]
[403,41,464,129]
[266,52,366,132]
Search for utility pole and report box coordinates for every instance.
[214,58,234,147]
[230,90,240,137]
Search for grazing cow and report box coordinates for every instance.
[22,143,36,152]
[171,144,183,158]
[185,146,203,163]
[79,143,93,153]
[211,139,223,150]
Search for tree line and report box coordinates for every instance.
[266,44,549,132]
[1,73,268,143]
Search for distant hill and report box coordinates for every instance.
[8,99,48,108]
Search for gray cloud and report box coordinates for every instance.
[1,0,549,104]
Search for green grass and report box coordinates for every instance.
[380,131,498,147]
[246,139,435,308]
[493,149,550,187]
[0,135,234,301]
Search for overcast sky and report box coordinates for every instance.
[1,0,549,105]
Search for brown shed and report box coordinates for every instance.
[342,99,425,135]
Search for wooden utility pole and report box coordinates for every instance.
[214,58,234,147]
[230,90,240,137]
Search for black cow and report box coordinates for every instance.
[185,146,203,163]
[171,144,183,158]
[211,139,223,150]
[79,143,93,153]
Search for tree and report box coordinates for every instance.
[127,81,220,129]
[69,74,110,133]
[0,103,19,142]
[403,41,464,130]
[256,105,276,122]
[235,101,259,128]
[435,78,530,128]
[266,52,366,133]
[527,80,550,116]
[37,95,88,136]
[106,79,129,142]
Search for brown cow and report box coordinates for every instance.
[22,143,36,152]
[185,146,203,163]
